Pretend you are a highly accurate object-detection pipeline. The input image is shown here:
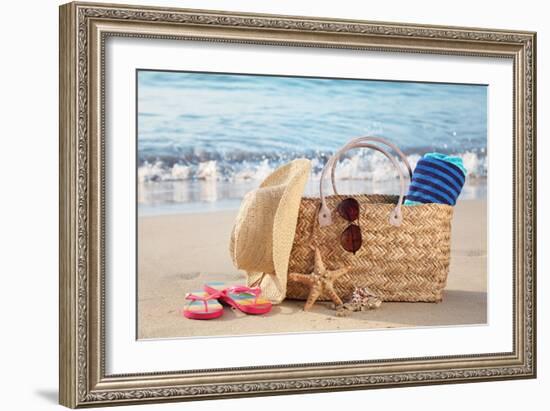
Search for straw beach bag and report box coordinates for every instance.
[286,136,454,302]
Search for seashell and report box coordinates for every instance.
[337,286,383,314]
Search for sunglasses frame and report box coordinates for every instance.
[337,198,362,254]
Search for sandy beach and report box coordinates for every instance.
[137,200,486,339]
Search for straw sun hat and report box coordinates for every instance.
[230,159,312,303]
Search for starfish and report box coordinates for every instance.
[289,247,349,311]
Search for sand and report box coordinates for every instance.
[137,200,487,339]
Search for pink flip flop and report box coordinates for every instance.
[203,282,272,315]
[183,290,223,320]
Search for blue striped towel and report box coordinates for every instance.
[404,153,466,206]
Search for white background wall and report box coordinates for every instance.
[0,0,546,409]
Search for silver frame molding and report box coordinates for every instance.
[59,2,536,408]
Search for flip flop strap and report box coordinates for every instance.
[185,292,221,312]
[225,286,261,304]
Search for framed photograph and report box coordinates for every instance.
[59,1,537,408]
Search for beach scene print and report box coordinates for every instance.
[137,70,487,339]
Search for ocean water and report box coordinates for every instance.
[137,70,487,214]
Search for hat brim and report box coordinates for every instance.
[269,159,311,302]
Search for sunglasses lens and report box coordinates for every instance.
[337,198,360,222]
[340,224,362,254]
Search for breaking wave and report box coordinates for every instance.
[137,149,487,184]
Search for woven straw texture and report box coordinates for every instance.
[286,194,453,302]
[230,159,311,303]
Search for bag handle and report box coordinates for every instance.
[329,137,413,195]
[324,135,413,196]
[318,136,412,228]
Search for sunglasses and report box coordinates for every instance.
[337,198,362,254]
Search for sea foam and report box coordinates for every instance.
[137,150,487,184]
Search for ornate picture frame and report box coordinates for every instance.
[59,1,536,408]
